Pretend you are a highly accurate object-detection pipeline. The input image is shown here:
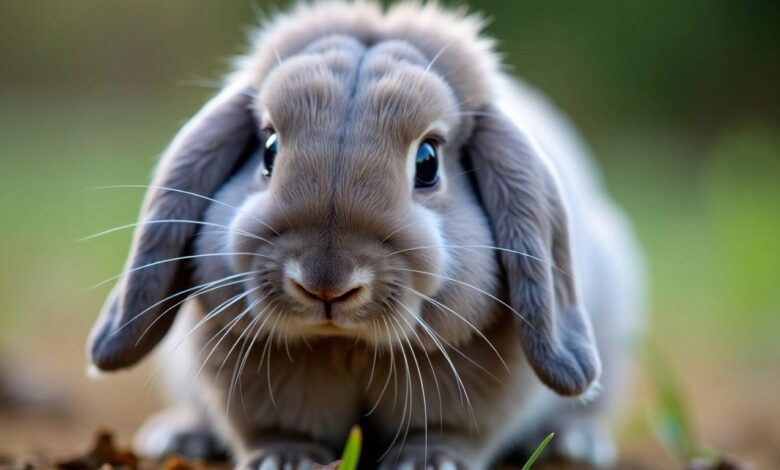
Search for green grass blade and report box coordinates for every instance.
[646,346,699,459]
[338,426,362,470]
[521,432,554,470]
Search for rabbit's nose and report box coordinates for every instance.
[284,252,372,310]
[290,280,364,304]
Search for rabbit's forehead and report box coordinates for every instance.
[259,37,459,150]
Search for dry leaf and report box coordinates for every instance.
[55,428,138,470]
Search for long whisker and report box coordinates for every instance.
[183,294,267,406]
[230,302,276,415]
[365,317,395,417]
[378,317,413,463]
[81,219,274,247]
[110,270,257,336]
[91,252,267,289]
[229,316,262,417]
[400,285,510,376]
[223,307,270,415]
[90,184,280,236]
[422,36,459,76]
[281,316,293,363]
[216,294,271,381]
[395,301,444,430]
[387,316,400,412]
[395,301,475,426]
[365,320,380,392]
[145,287,258,388]
[198,303,251,354]
[258,314,282,408]
[379,221,415,245]
[395,267,536,331]
[387,244,569,277]
[414,168,480,206]
[135,276,253,345]
[394,311,432,460]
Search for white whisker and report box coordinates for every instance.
[216,294,271,381]
[366,317,396,417]
[394,312,431,460]
[395,267,536,331]
[365,320,380,392]
[400,285,510,376]
[144,287,258,388]
[185,294,268,405]
[91,251,269,289]
[89,184,280,236]
[234,302,278,417]
[81,219,274,247]
[396,301,476,427]
[110,270,257,336]
[395,301,444,430]
[387,244,569,277]
[378,317,414,463]
[135,277,254,346]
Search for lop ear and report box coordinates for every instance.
[466,105,600,396]
[88,80,256,371]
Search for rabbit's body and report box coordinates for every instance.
[92,2,644,469]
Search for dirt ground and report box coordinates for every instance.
[1,319,778,469]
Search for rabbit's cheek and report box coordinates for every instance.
[227,191,277,272]
[406,204,447,296]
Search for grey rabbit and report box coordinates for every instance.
[88,1,645,468]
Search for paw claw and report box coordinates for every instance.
[134,409,226,460]
[396,461,415,470]
[296,459,314,470]
[554,424,617,468]
[258,456,281,470]
[239,444,332,470]
[381,444,468,470]
[437,462,457,470]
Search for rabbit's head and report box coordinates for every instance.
[89,2,600,397]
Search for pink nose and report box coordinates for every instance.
[291,280,363,304]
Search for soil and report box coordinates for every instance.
[0,319,777,469]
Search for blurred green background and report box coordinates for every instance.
[1,0,778,388]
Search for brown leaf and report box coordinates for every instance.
[162,455,204,470]
[686,455,751,470]
[55,428,138,470]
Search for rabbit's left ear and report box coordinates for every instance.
[88,79,256,371]
[465,105,600,396]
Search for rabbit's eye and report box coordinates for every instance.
[262,132,278,177]
[414,139,439,189]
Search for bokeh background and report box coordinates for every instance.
[1,1,778,468]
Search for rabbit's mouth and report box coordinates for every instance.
[299,321,361,338]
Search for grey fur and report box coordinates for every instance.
[89,80,256,370]
[466,104,600,396]
[89,2,644,469]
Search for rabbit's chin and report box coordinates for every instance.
[266,319,386,347]
[293,321,367,339]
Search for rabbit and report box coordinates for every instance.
[88,1,645,469]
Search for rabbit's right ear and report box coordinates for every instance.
[88,80,256,371]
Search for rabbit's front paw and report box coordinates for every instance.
[554,422,616,468]
[134,408,227,460]
[379,443,470,470]
[237,442,334,470]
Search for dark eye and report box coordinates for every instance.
[414,139,439,189]
[262,131,278,177]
